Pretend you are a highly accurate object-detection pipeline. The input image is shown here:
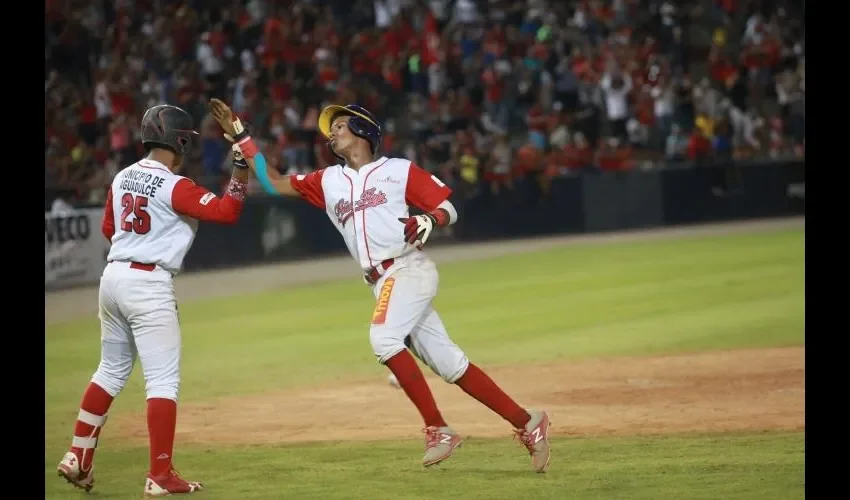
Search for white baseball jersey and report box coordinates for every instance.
[290,156,452,270]
[103,159,246,275]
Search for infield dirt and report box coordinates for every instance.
[109,345,803,445]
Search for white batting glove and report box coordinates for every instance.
[398,213,438,245]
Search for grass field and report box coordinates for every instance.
[45,225,805,499]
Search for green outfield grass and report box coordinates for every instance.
[46,432,803,500]
[45,227,805,499]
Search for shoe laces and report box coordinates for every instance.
[423,426,444,449]
[513,428,535,455]
[165,467,186,481]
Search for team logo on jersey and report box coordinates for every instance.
[377,175,401,185]
[334,187,388,226]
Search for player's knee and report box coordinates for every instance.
[438,352,470,384]
[145,375,180,401]
[143,360,181,401]
[91,361,133,397]
[370,328,407,364]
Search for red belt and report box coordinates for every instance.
[365,259,394,285]
[109,261,156,272]
[129,262,156,271]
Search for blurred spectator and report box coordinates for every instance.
[712,117,734,163]
[513,141,544,185]
[597,137,634,171]
[565,132,595,171]
[687,127,713,164]
[548,107,571,150]
[45,0,806,207]
[665,124,689,162]
[108,113,134,166]
[200,112,228,188]
[600,66,633,141]
[485,133,514,195]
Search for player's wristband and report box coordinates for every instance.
[428,209,449,227]
[235,135,259,158]
[253,152,280,196]
[233,157,249,170]
[231,118,259,158]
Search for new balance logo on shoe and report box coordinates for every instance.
[531,427,544,444]
[439,434,453,445]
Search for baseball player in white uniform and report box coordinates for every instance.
[209,99,551,472]
[56,104,252,496]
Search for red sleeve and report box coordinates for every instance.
[171,177,247,224]
[289,169,326,209]
[102,187,115,241]
[405,162,452,212]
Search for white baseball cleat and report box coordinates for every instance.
[514,409,552,473]
[422,426,462,467]
[57,451,95,492]
[144,468,203,496]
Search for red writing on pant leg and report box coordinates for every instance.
[372,277,396,325]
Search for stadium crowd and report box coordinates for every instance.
[45,0,805,209]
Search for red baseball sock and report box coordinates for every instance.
[455,364,531,429]
[70,382,114,472]
[147,398,177,477]
[385,350,447,428]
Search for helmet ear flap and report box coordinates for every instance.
[347,116,380,154]
[348,116,365,136]
[177,135,190,151]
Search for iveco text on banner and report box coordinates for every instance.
[45,208,111,289]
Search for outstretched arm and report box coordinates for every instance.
[209,98,326,208]
[243,152,326,208]
[242,152,299,197]
[170,153,248,224]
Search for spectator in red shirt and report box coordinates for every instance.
[687,129,713,162]
[77,98,99,147]
[597,138,633,172]
[543,146,567,179]
[513,142,542,179]
[564,133,595,172]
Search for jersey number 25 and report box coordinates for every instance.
[120,193,152,234]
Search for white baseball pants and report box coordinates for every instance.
[369,252,470,383]
[91,261,182,401]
